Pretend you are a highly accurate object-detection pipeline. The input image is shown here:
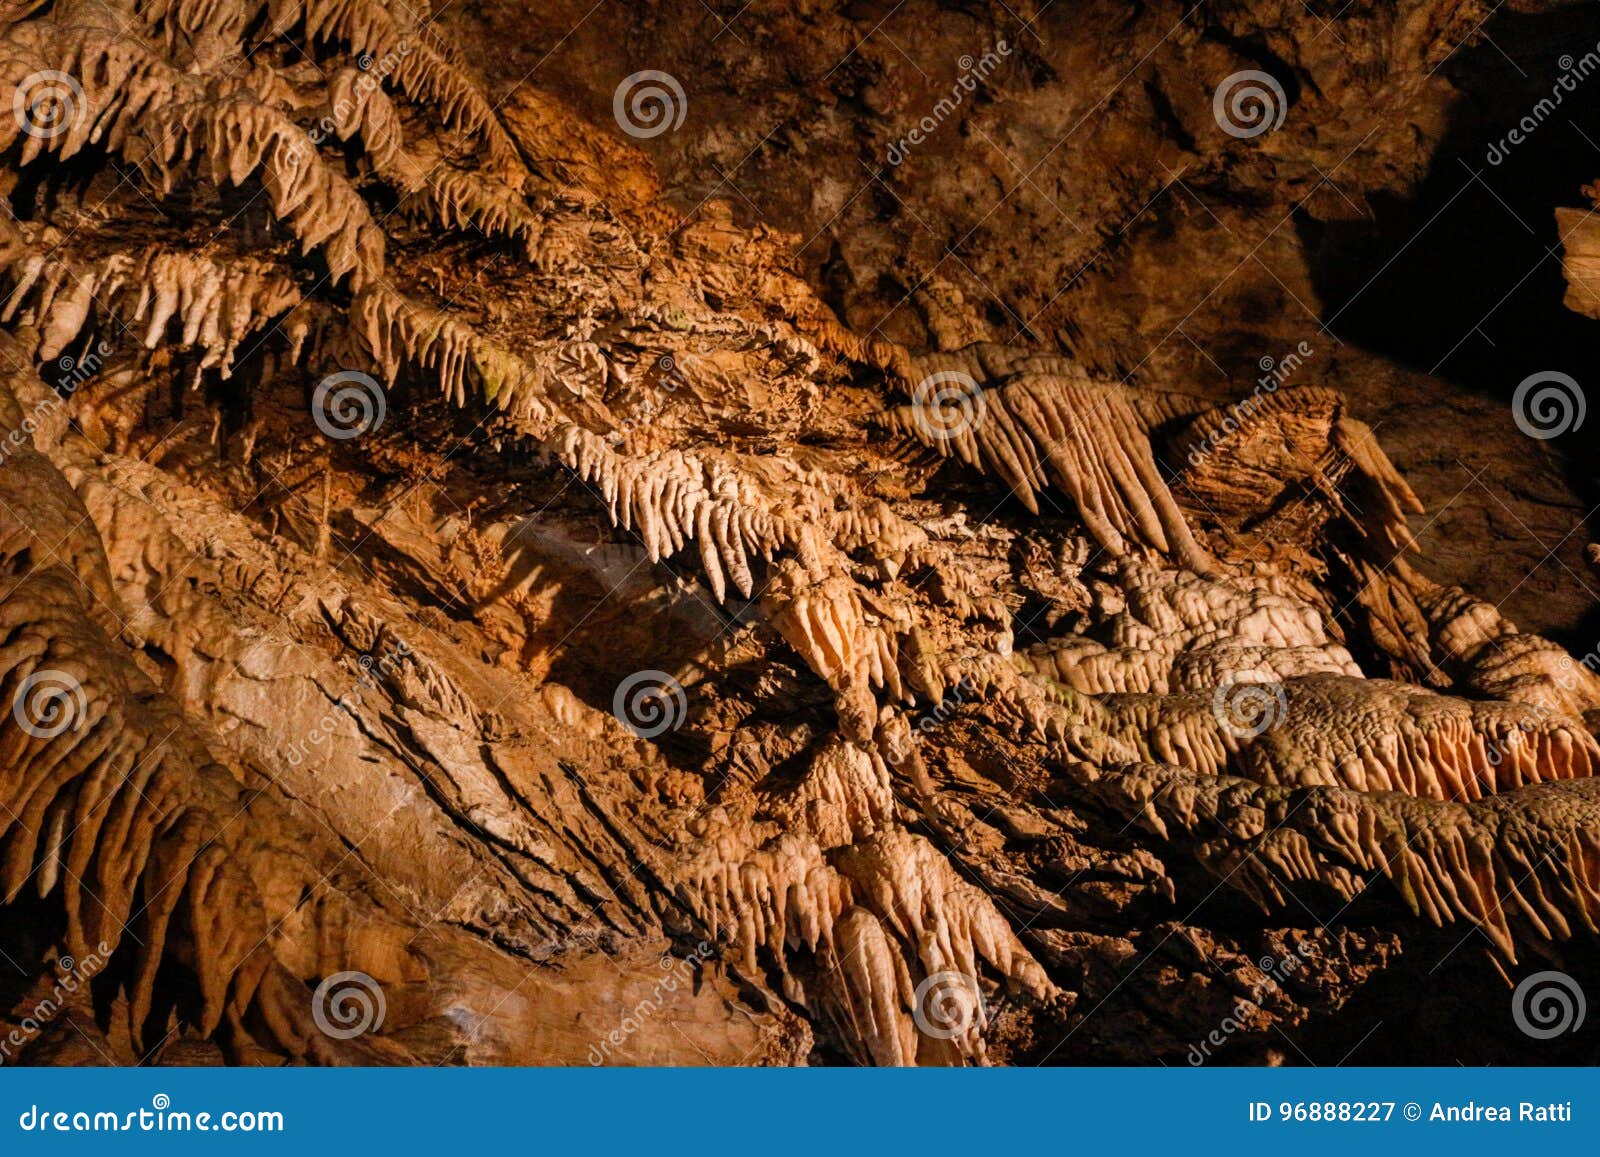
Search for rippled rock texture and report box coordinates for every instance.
[0,0,1597,1066]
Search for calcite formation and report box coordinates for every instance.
[0,0,1595,1068]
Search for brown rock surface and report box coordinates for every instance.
[0,0,1597,1067]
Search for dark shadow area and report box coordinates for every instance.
[1300,5,1600,623]
[1293,928,1600,1066]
